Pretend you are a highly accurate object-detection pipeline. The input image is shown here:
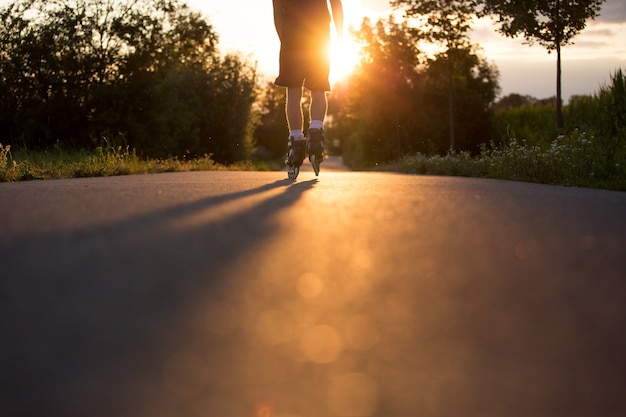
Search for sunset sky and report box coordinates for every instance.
[191,0,626,101]
[2,0,624,100]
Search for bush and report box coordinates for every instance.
[392,128,625,190]
[0,0,257,163]
[566,69,625,177]
[490,100,558,147]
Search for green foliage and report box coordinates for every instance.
[388,150,486,177]
[480,134,590,185]
[392,70,626,191]
[493,93,541,111]
[422,47,500,152]
[479,0,605,50]
[491,100,558,147]
[329,17,499,168]
[0,0,257,163]
[253,83,288,160]
[566,69,625,175]
[356,16,424,161]
[392,0,479,49]
[392,0,487,150]
[478,0,606,128]
[0,144,20,182]
[391,130,625,190]
[330,17,426,168]
[492,69,625,151]
[0,141,263,182]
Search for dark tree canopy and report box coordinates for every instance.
[327,16,499,166]
[392,0,491,150]
[479,0,605,50]
[391,0,479,49]
[478,0,606,128]
[0,0,257,162]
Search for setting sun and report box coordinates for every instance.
[330,37,361,85]
[329,0,365,85]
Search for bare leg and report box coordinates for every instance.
[285,87,306,179]
[286,87,304,133]
[309,90,327,126]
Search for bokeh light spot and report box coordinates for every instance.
[255,402,273,417]
[300,325,344,364]
[297,272,324,298]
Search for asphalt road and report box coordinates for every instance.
[2,159,626,417]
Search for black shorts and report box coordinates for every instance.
[275,21,331,91]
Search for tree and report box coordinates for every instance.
[391,0,479,48]
[392,0,480,150]
[423,47,500,153]
[0,0,257,162]
[332,17,425,167]
[479,0,606,129]
[494,93,540,112]
[329,15,499,166]
[254,83,288,160]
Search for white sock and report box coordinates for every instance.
[290,130,304,140]
[310,120,323,130]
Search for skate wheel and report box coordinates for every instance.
[310,155,320,177]
[287,166,299,180]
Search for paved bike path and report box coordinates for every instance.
[1,170,625,417]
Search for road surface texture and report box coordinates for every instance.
[2,158,626,417]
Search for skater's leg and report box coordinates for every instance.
[309,90,327,128]
[287,87,305,138]
[285,87,306,179]
[307,90,327,176]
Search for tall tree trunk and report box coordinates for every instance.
[555,0,564,129]
[448,53,455,151]
[556,41,563,129]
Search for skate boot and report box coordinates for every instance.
[285,136,306,180]
[307,128,325,177]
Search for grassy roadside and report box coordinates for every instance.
[380,131,625,191]
[0,142,257,182]
[2,131,625,191]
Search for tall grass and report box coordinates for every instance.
[389,129,624,190]
[389,69,626,191]
[4,70,625,191]
[1,140,254,182]
[490,102,558,148]
[0,144,20,182]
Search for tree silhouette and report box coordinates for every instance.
[328,16,499,166]
[0,0,257,161]
[335,17,425,166]
[392,0,480,150]
[479,0,606,129]
[254,83,288,160]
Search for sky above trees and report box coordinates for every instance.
[1,0,624,100]
[191,0,626,101]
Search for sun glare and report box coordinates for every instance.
[330,37,361,85]
[328,0,364,86]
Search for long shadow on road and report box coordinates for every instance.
[1,177,317,417]
[4,174,626,417]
